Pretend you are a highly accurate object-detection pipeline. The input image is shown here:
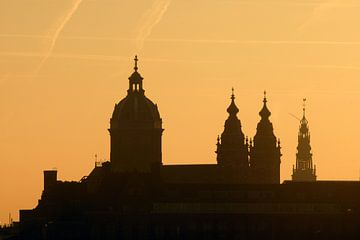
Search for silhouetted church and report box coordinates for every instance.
[109,56,280,184]
[17,57,360,240]
[216,89,281,184]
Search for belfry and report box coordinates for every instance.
[292,99,316,182]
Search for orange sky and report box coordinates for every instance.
[1,0,360,224]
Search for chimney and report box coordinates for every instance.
[43,170,57,190]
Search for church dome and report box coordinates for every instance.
[111,94,161,126]
[110,56,162,129]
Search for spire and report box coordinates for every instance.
[292,99,316,181]
[259,90,271,119]
[300,98,309,126]
[263,90,267,103]
[134,55,139,72]
[303,98,306,117]
[227,88,239,116]
[216,135,221,146]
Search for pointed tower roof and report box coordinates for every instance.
[259,91,271,119]
[227,88,239,116]
[221,88,244,136]
[253,91,276,141]
[216,89,248,169]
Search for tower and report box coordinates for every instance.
[250,92,281,184]
[292,99,316,181]
[216,89,249,182]
[109,56,163,172]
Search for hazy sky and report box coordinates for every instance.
[1,0,360,224]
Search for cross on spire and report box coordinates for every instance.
[134,55,139,72]
[231,87,235,100]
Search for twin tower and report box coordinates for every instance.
[216,89,281,184]
[109,56,281,184]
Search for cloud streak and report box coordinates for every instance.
[35,0,83,73]
[0,51,222,64]
[136,0,171,51]
[4,33,360,46]
[2,51,360,72]
[219,0,360,7]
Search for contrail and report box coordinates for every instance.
[35,0,83,73]
[5,33,360,46]
[4,51,360,71]
[298,0,339,32]
[0,51,221,64]
[288,113,301,121]
[136,0,171,51]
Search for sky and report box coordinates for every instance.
[1,0,360,224]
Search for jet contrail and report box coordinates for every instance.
[5,33,360,46]
[0,51,222,64]
[35,0,83,73]
[297,0,339,32]
[289,113,301,121]
[136,0,171,51]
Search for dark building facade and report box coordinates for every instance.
[292,99,316,182]
[17,57,360,240]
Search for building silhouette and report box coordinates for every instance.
[216,88,250,183]
[292,99,317,182]
[249,92,281,184]
[15,57,360,240]
[216,89,281,184]
[110,56,163,173]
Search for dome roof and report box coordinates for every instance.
[110,56,162,129]
[111,93,161,128]
[227,95,239,116]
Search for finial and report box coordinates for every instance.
[231,87,235,100]
[263,90,267,103]
[259,90,271,118]
[227,87,239,115]
[134,55,139,72]
[303,98,307,117]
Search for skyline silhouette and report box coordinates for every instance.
[8,57,360,239]
[2,0,360,226]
